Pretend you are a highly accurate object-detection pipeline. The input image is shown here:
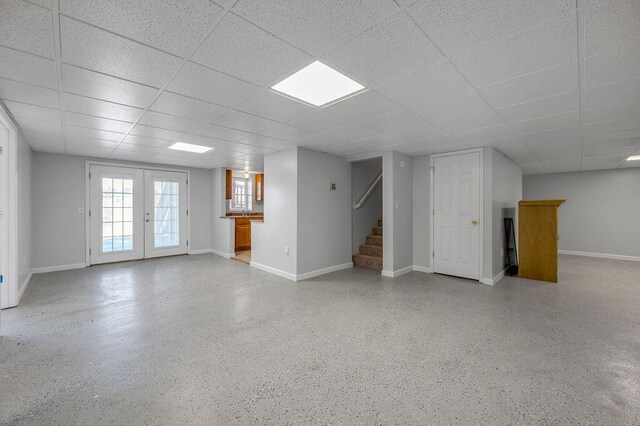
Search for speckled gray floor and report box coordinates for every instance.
[1,254,639,425]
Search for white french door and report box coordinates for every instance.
[433,152,481,280]
[89,165,188,265]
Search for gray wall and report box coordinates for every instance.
[32,152,213,269]
[251,148,298,275]
[297,148,351,274]
[351,157,382,253]
[523,168,640,257]
[490,148,522,277]
[17,132,32,290]
[412,155,430,269]
[211,167,234,256]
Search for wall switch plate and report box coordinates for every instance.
[284,246,289,255]
[329,183,336,190]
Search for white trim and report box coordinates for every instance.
[430,148,484,282]
[480,268,506,286]
[211,249,234,258]
[412,265,433,273]
[382,265,414,278]
[559,250,640,262]
[18,270,33,301]
[250,261,297,281]
[296,262,353,281]
[32,263,87,274]
[189,248,213,255]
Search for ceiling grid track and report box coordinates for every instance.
[576,0,586,170]
[50,0,67,154]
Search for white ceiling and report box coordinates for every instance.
[1,0,639,173]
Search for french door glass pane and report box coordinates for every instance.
[154,181,179,248]
[102,177,134,252]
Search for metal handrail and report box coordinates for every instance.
[353,171,382,209]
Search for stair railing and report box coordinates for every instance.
[353,171,382,209]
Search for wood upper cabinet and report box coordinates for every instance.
[255,173,264,201]
[225,169,232,200]
[518,199,565,283]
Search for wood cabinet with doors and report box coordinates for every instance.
[225,169,232,200]
[234,218,252,252]
[518,199,565,283]
[255,173,264,201]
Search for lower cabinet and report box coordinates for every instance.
[235,218,252,252]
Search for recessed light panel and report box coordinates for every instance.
[627,155,640,161]
[168,142,214,154]
[271,61,366,107]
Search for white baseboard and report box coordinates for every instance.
[480,268,506,286]
[189,248,213,255]
[382,265,414,278]
[559,250,640,262]
[250,261,297,281]
[211,249,234,258]
[412,265,433,273]
[32,263,87,274]
[296,262,353,281]
[18,270,33,302]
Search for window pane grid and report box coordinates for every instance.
[154,181,179,248]
[101,178,134,253]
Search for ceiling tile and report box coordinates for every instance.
[524,138,581,160]
[64,111,133,133]
[213,110,279,134]
[232,0,399,56]
[322,90,400,122]
[492,141,538,163]
[62,64,158,108]
[582,102,640,124]
[325,13,444,87]
[0,46,57,89]
[15,117,63,147]
[150,91,228,123]
[510,111,579,136]
[167,61,258,107]
[397,137,468,155]
[236,135,296,151]
[60,17,182,88]
[583,77,640,109]
[408,0,575,56]
[121,134,174,148]
[0,0,55,58]
[583,137,639,157]
[62,93,145,122]
[436,110,503,134]
[64,124,124,142]
[64,136,119,150]
[581,157,628,171]
[409,90,492,123]
[286,109,350,133]
[584,0,640,56]
[256,122,315,142]
[542,157,582,173]
[322,123,379,143]
[456,124,514,144]
[4,100,60,123]
[237,90,313,123]
[60,0,224,57]
[479,61,579,108]
[200,124,251,142]
[130,123,244,145]
[192,13,310,86]
[358,108,427,133]
[519,126,580,145]
[452,13,577,87]
[138,110,210,135]
[584,44,640,88]
[27,0,51,8]
[114,143,165,155]
[387,122,451,143]
[65,143,114,158]
[497,92,579,123]
[0,78,59,109]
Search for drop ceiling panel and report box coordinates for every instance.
[63,111,133,133]
[17,118,63,148]
[213,110,280,134]
[192,13,310,86]
[121,134,175,149]
[150,92,228,123]
[60,0,224,57]
[236,135,297,151]
[387,123,451,144]
[285,110,350,133]
[232,0,399,56]
[436,110,503,134]
[519,126,581,145]
[256,122,315,142]
[322,90,400,122]
[0,46,58,89]
[584,44,640,88]
[325,13,444,87]
[138,110,210,135]
[167,61,258,107]
[358,108,427,134]
[583,77,640,109]
[584,0,640,56]
[456,124,514,144]
[582,102,640,124]
[62,93,145,122]
[510,111,580,136]
[480,61,579,108]
[0,0,55,58]
[65,144,114,158]
[62,64,158,108]
[237,90,313,123]
[64,124,124,142]
[0,78,59,109]
[60,17,182,88]
[64,136,119,150]
[4,101,60,123]
[497,92,579,123]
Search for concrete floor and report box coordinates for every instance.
[1,254,639,425]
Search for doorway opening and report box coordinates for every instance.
[351,157,383,272]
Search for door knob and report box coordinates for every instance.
[471,219,478,225]
[145,219,150,223]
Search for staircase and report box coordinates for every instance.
[353,218,383,270]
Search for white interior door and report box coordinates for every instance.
[433,152,480,280]
[90,165,144,265]
[144,170,188,258]
[0,123,8,311]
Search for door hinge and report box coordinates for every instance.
[186,178,189,185]
[88,210,91,217]
[187,240,189,246]
[433,251,435,257]
[0,146,3,155]
[186,209,189,215]
[89,248,92,255]
[89,172,91,179]
[433,208,435,216]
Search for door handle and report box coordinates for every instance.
[471,219,478,225]
[146,219,150,223]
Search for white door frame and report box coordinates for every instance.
[429,148,484,281]
[84,160,191,266]
[0,104,19,309]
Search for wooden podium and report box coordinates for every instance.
[518,200,565,283]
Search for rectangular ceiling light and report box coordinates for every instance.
[271,61,366,107]
[626,155,640,161]
[168,142,214,154]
